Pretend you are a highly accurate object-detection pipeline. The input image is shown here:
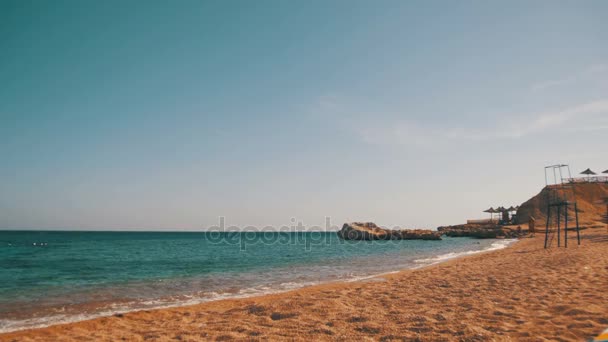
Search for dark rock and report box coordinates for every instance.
[437,223,521,239]
[337,222,442,241]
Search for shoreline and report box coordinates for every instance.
[2,230,607,340]
[0,238,516,334]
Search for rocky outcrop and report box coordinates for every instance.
[515,183,608,227]
[337,222,442,241]
[436,183,608,238]
[437,223,521,239]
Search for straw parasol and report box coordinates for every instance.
[483,207,496,220]
[496,206,507,222]
[508,206,519,222]
[603,170,608,174]
[581,168,596,182]
[580,168,596,176]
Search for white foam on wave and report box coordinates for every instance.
[344,270,400,282]
[413,239,517,265]
[0,280,328,334]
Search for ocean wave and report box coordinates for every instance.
[0,281,322,333]
[413,239,517,265]
[0,294,238,333]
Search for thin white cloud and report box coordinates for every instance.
[501,99,608,138]
[311,93,608,148]
[585,63,608,74]
[330,99,608,147]
[531,79,571,92]
[530,62,608,92]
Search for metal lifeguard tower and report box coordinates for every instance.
[543,164,581,249]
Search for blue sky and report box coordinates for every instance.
[1,0,607,230]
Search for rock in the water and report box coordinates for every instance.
[437,223,520,239]
[337,222,442,241]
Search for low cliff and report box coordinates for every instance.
[437,223,522,238]
[515,182,608,227]
[337,222,442,241]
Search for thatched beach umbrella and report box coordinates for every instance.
[581,168,597,182]
[507,206,518,222]
[603,169,608,174]
[581,168,596,176]
[483,207,496,220]
[496,206,508,222]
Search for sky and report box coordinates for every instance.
[1,0,607,230]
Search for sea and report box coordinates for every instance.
[0,230,515,333]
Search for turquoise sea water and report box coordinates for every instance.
[0,230,513,332]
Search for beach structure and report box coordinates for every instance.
[561,168,607,183]
[497,206,510,223]
[496,206,504,222]
[507,206,517,223]
[543,164,581,248]
[581,168,596,176]
[483,207,496,221]
[545,164,569,184]
[580,168,597,182]
[479,206,518,225]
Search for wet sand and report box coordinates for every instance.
[2,228,608,341]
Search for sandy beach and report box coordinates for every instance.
[2,227,607,342]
